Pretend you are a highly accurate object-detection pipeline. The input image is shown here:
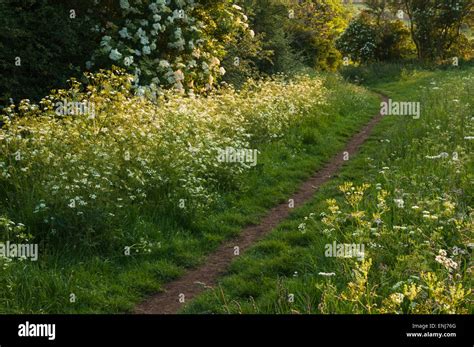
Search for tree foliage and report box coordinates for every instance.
[0,0,99,105]
[286,0,348,70]
[390,0,474,60]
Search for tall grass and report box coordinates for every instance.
[183,66,473,314]
[0,69,379,313]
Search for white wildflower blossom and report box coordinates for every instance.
[394,199,404,208]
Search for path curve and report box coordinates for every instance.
[134,94,387,314]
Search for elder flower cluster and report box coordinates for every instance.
[89,0,252,96]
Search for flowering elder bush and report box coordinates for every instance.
[0,67,327,246]
[89,0,252,95]
[336,14,378,64]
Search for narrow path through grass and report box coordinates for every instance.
[182,66,473,314]
[0,74,379,313]
[135,93,386,313]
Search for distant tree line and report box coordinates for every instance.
[0,0,472,105]
[337,0,474,64]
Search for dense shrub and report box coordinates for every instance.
[92,1,260,95]
[0,0,100,105]
[238,0,304,76]
[336,12,415,64]
[375,20,415,61]
[444,33,474,61]
[0,0,258,104]
[287,0,348,70]
[205,0,267,89]
[336,14,378,64]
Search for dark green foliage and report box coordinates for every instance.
[240,0,304,76]
[0,0,100,105]
[1,0,472,104]
[336,13,378,64]
[375,20,414,61]
[336,11,415,64]
[390,0,474,61]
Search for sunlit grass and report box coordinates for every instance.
[0,70,378,313]
[183,66,473,314]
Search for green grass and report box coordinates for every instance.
[4,63,471,314]
[183,65,473,314]
[0,74,380,313]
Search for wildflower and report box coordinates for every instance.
[394,199,404,208]
[390,293,405,305]
[140,36,150,45]
[134,27,144,37]
[426,152,449,159]
[33,202,47,214]
[403,284,421,301]
[149,3,159,13]
[174,70,185,82]
[100,36,112,47]
[159,60,170,69]
[435,249,458,272]
[298,222,306,231]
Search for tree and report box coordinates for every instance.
[0,0,100,105]
[364,0,390,25]
[336,13,378,64]
[238,0,302,76]
[336,8,415,64]
[390,0,474,60]
[286,0,349,70]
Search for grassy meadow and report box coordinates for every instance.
[0,71,380,313]
[182,65,474,314]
